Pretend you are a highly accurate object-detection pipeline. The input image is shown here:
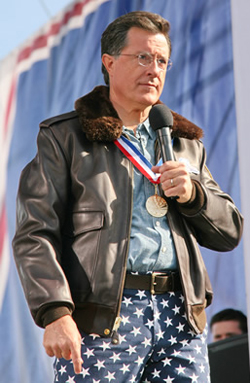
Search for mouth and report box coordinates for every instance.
[140,83,157,89]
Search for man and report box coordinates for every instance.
[13,11,243,382]
[210,309,248,342]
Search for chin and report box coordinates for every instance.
[143,89,161,103]
[141,95,159,107]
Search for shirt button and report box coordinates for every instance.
[156,221,161,227]
[162,247,166,253]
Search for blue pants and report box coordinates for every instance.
[54,289,210,382]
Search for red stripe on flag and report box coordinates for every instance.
[17,0,92,64]
[0,206,6,263]
[3,78,16,138]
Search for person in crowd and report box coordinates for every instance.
[210,308,247,342]
[12,11,243,382]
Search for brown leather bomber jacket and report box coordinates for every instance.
[12,86,243,338]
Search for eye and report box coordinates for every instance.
[158,57,167,65]
[138,53,149,62]
[159,58,167,64]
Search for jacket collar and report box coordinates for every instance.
[75,85,203,142]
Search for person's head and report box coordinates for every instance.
[210,308,248,342]
[101,11,172,111]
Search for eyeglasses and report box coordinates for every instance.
[118,52,172,71]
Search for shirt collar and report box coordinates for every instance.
[143,118,155,140]
[122,118,155,140]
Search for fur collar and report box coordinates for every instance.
[75,86,203,142]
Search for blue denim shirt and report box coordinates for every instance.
[124,119,178,273]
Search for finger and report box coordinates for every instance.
[53,345,66,360]
[71,343,83,374]
[72,356,83,375]
[44,346,55,358]
[61,348,72,360]
[152,160,177,172]
[151,165,161,173]
[170,178,175,188]
[73,356,83,374]
[162,177,177,191]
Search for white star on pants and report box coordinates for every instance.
[105,371,116,381]
[164,376,175,383]
[176,364,186,375]
[151,368,161,378]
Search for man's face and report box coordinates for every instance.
[211,320,243,342]
[105,27,170,110]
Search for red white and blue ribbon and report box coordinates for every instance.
[114,135,161,184]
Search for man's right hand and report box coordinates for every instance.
[43,315,83,374]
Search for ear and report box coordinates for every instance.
[102,54,115,77]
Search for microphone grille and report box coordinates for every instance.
[149,104,173,131]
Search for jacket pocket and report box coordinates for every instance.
[62,210,105,302]
[72,209,104,236]
[72,209,104,272]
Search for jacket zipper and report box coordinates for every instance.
[111,140,134,344]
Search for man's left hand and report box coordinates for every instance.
[152,161,193,204]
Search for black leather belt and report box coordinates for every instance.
[124,272,182,295]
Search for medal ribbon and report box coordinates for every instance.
[114,135,161,184]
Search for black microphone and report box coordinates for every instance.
[149,104,178,200]
[149,104,175,162]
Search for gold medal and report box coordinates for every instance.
[146,185,168,217]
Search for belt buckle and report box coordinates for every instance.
[150,272,157,295]
[150,272,171,294]
[150,272,166,294]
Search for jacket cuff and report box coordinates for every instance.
[41,306,73,327]
[177,180,206,215]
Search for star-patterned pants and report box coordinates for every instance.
[54,289,210,382]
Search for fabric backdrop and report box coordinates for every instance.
[0,0,246,381]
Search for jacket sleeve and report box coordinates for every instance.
[177,140,243,252]
[12,127,74,327]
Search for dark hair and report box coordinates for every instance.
[101,11,172,85]
[210,308,248,333]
